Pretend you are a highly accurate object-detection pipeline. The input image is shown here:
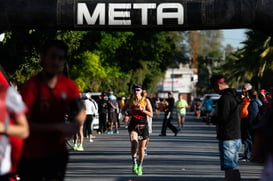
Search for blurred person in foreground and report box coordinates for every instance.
[18,40,86,181]
[121,85,153,176]
[260,89,273,181]
[210,75,242,181]
[0,82,29,181]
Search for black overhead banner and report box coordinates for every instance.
[0,0,273,33]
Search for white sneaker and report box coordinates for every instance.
[89,139,94,143]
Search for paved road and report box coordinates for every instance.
[65,112,263,181]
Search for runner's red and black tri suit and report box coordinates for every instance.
[128,97,149,140]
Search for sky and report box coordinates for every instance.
[222,29,247,49]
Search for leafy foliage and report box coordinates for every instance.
[2,30,186,96]
[218,30,273,89]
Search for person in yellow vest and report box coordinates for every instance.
[240,83,252,161]
[121,85,153,176]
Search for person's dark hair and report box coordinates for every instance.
[248,89,258,99]
[40,40,68,56]
[132,84,142,90]
[210,74,226,86]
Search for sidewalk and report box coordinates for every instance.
[65,112,263,181]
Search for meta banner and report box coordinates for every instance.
[76,2,184,26]
[0,0,273,33]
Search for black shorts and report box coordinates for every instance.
[108,111,117,122]
[128,117,149,140]
[18,152,69,181]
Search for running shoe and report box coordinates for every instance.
[137,166,143,176]
[77,145,84,151]
[73,145,78,151]
[107,130,113,134]
[114,130,120,134]
[132,164,138,174]
[89,139,94,143]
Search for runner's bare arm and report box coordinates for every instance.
[121,99,130,115]
[143,98,153,118]
[0,114,29,138]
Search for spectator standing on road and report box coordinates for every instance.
[154,97,161,118]
[239,83,252,162]
[18,40,86,181]
[82,93,97,146]
[98,93,108,134]
[248,90,263,130]
[121,85,153,176]
[175,93,188,129]
[107,91,119,134]
[203,96,213,124]
[252,89,272,163]
[159,92,178,136]
[259,89,268,105]
[195,99,202,119]
[247,90,263,163]
[210,75,242,181]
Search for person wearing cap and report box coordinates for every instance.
[259,89,268,105]
[210,75,242,181]
[121,85,153,176]
[107,90,119,134]
[159,91,179,136]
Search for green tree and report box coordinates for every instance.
[2,30,187,96]
[193,30,224,94]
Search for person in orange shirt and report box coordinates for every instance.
[240,83,252,161]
